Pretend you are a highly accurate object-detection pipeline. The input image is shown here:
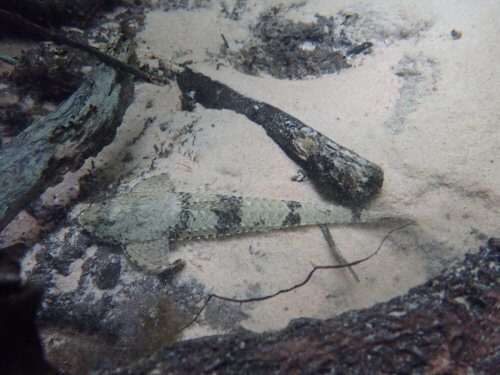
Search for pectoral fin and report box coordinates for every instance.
[123,240,185,275]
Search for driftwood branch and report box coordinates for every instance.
[0,42,134,233]
[99,238,500,375]
[177,68,384,204]
[0,8,384,206]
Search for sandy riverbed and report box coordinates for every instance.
[78,0,499,338]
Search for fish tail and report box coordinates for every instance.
[355,210,415,225]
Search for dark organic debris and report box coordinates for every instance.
[347,41,373,56]
[220,0,248,21]
[290,169,308,182]
[227,8,373,79]
[11,42,92,101]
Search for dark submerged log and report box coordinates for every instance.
[99,238,499,375]
[0,42,134,233]
[177,68,384,205]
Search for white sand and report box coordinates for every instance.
[86,0,498,338]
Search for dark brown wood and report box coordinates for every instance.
[0,42,134,233]
[177,68,384,205]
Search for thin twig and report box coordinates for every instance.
[177,223,412,333]
[320,224,360,282]
[221,33,230,49]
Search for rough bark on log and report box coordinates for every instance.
[177,68,384,205]
[99,238,500,375]
[0,42,134,233]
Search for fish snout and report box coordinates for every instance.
[77,204,100,230]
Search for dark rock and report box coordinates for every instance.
[227,8,370,79]
[82,248,122,290]
[23,227,192,374]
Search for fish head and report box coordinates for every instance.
[78,202,121,244]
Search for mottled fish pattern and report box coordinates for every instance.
[78,177,410,274]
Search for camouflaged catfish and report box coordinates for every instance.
[78,176,410,274]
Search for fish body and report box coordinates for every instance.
[78,178,409,274]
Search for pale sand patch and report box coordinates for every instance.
[79,0,498,338]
